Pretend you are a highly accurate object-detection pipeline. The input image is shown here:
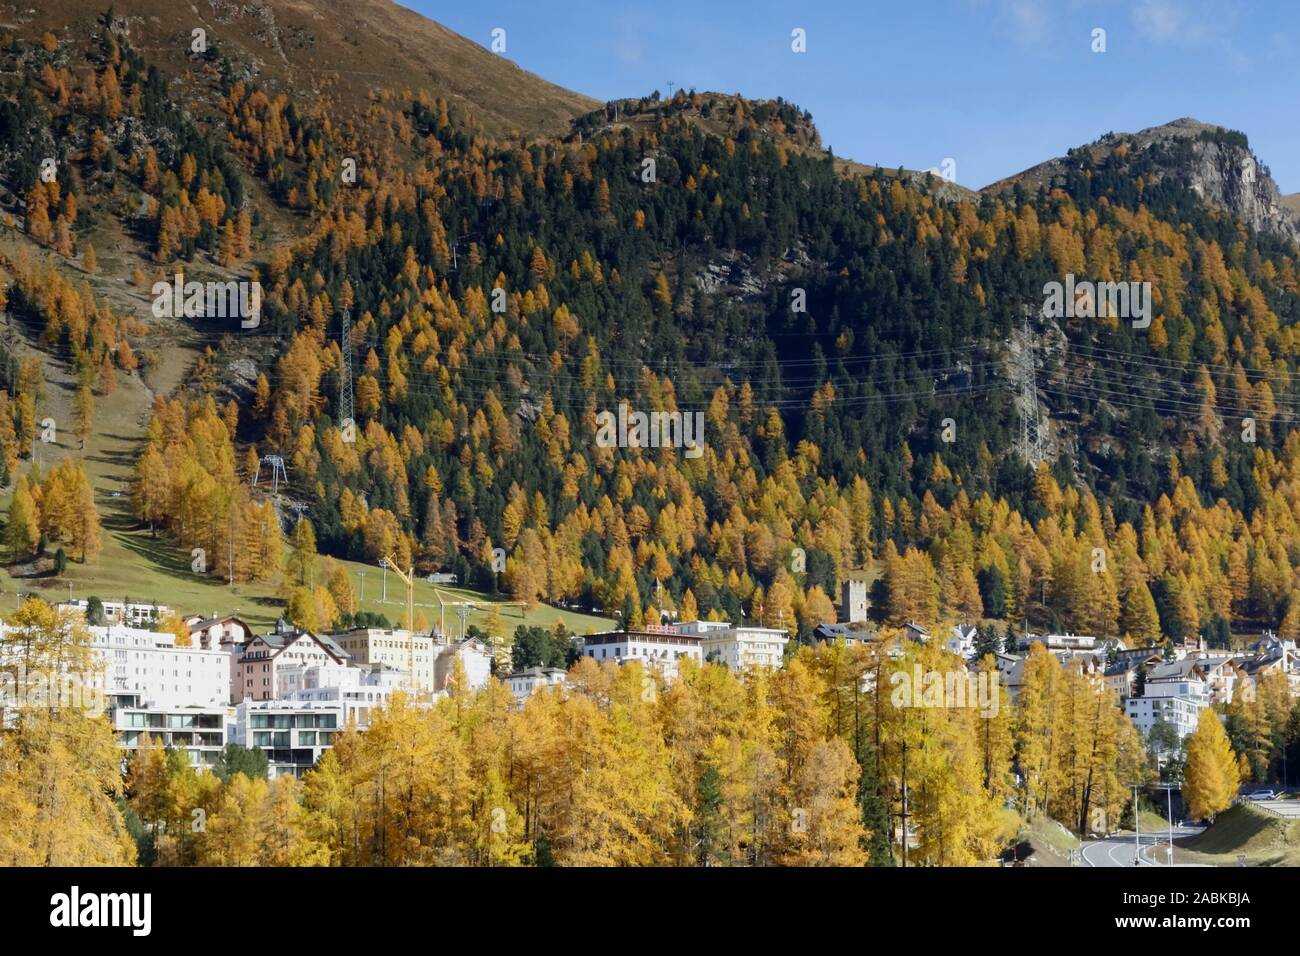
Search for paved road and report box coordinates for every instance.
[1082,827,1204,867]
[1250,799,1300,818]
[1082,832,1154,867]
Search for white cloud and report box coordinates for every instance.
[1005,0,1050,43]
[613,12,647,66]
[1132,0,1208,45]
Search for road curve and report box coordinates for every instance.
[1082,827,1205,867]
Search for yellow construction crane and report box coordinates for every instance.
[383,556,418,696]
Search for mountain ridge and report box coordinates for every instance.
[13,0,599,138]
[5,3,1300,649]
[983,116,1300,245]
[12,3,1295,245]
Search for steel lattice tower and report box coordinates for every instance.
[339,308,354,429]
[1018,312,1044,466]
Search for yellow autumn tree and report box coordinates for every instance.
[1182,709,1240,823]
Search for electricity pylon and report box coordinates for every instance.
[1018,311,1044,466]
[338,308,354,432]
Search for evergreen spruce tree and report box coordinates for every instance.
[974,623,1002,660]
[856,739,894,866]
[694,763,727,866]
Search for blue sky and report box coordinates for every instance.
[403,0,1300,193]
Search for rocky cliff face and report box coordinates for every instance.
[986,117,1300,247]
[1153,119,1300,244]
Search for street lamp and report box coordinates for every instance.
[1156,755,1180,866]
[1165,786,1175,865]
[1133,783,1141,865]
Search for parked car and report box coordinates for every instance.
[1248,790,1277,801]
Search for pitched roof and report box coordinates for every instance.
[1195,655,1238,670]
[316,633,349,660]
[1238,654,1285,676]
[187,614,251,633]
[1147,659,1204,681]
[246,629,349,663]
[812,622,877,642]
[1103,653,1161,677]
[508,666,567,679]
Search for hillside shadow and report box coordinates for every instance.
[117,532,210,585]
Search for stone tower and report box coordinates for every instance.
[840,577,868,623]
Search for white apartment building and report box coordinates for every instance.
[110,693,226,769]
[289,682,396,730]
[284,664,401,725]
[582,626,704,681]
[62,599,170,627]
[275,652,356,699]
[899,622,977,658]
[1103,653,1162,699]
[1238,635,1300,697]
[505,666,568,703]
[433,637,494,692]
[332,627,437,692]
[232,699,343,778]
[674,620,733,639]
[232,661,413,776]
[185,615,254,651]
[1190,655,1245,706]
[90,623,230,709]
[677,620,789,671]
[1018,632,1099,656]
[1124,659,1210,743]
[231,627,349,703]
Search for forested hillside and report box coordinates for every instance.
[4,6,1300,655]
[8,0,1300,876]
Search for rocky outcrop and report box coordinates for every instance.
[1144,119,1300,244]
[1184,139,1300,243]
[986,117,1300,247]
